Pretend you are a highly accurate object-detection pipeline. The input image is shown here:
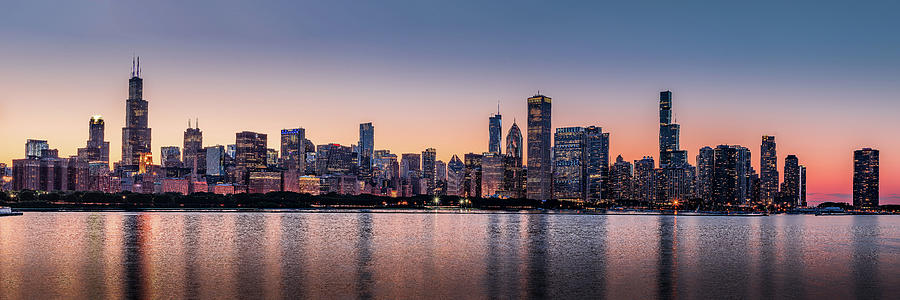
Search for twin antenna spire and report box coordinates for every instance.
[188,118,199,129]
[131,55,141,78]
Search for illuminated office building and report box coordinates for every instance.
[658,91,686,167]
[502,121,524,198]
[77,116,110,165]
[633,157,656,203]
[281,128,306,170]
[205,145,226,177]
[584,126,609,203]
[422,148,437,195]
[553,127,586,202]
[160,146,181,168]
[711,145,753,206]
[481,152,504,198]
[358,123,374,181]
[447,155,465,196]
[25,139,48,159]
[489,113,502,154]
[121,57,152,167]
[527,94,552,200]
[316,144,357,176]
[183,120,203,172]
[609,155,633,201]
[464,153,483,198]
[696,146,715,202]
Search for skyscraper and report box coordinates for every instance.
[281,128,306,170]
[400,153,421,179]
[121,57,152,168]
[696,146,715,202]
[183,120,203,172]
[205,145,226,177]
[489,113,502,154]
[584,126,609,203]
[464,153,483,198]
[25,139,48,159]
[422,148,437,195]
[502,121,524,198]
[447,155,465,196]
[760,135,778,204]
[160,146,182,168]
[633,156,656,203]
[235,131,267,171]
[553,127,586,202]
[658,91,686,167]
[711,145,753,206]
[358,123,375,181]
[481,152,504,197]
[527,94,552,200]
[77,116,110,165]
[853,148,879,208]
[782,155,801,206]
[609,155,633,201]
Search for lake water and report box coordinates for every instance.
[0,211,897,299]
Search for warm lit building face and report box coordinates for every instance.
[138,152,153,174]
[281,128,306,170]
[633,157,656,203]
[480,152,503,197]
[610,155,633,201]
[527,94,552,200]
[121,61,151,167]
[422,148,437,195]
[853,148,879,208]
[235,131,268,170]
[183,125,203,170]
[553,127,586,202]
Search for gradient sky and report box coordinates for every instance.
[1,0,898,204]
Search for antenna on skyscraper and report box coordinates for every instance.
[196,118,199,129]
[131,56,135,77]
[137,56,140,77]
[497,99,500,115]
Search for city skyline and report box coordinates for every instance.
[2,1,899,204]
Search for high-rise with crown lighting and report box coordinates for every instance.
[121,57,151,168]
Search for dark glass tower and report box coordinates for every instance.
[121,57,151,167]
[658,91,685,167]
[760,135,778,204]
[781,155,800,206]
[358,123,375,181]
[489,113,502,154]
[553,127,586,202]
[853,148,879,208]
[422,148,436,195]
[584,126,609,203]
[527,94,552,200]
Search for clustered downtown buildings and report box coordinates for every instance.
[1,61,883,208]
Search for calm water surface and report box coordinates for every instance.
[0,212,897,299]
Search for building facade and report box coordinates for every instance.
[527,94,552,200]
[853,148,879,208]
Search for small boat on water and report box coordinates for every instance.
[0,207,23,217]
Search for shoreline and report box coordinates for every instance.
[5,207,895,216]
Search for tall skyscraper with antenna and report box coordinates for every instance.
[488,102,502,154]
[183,119,203,173]
[121,57,151,168]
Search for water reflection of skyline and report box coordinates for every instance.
[0,213,897,299]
